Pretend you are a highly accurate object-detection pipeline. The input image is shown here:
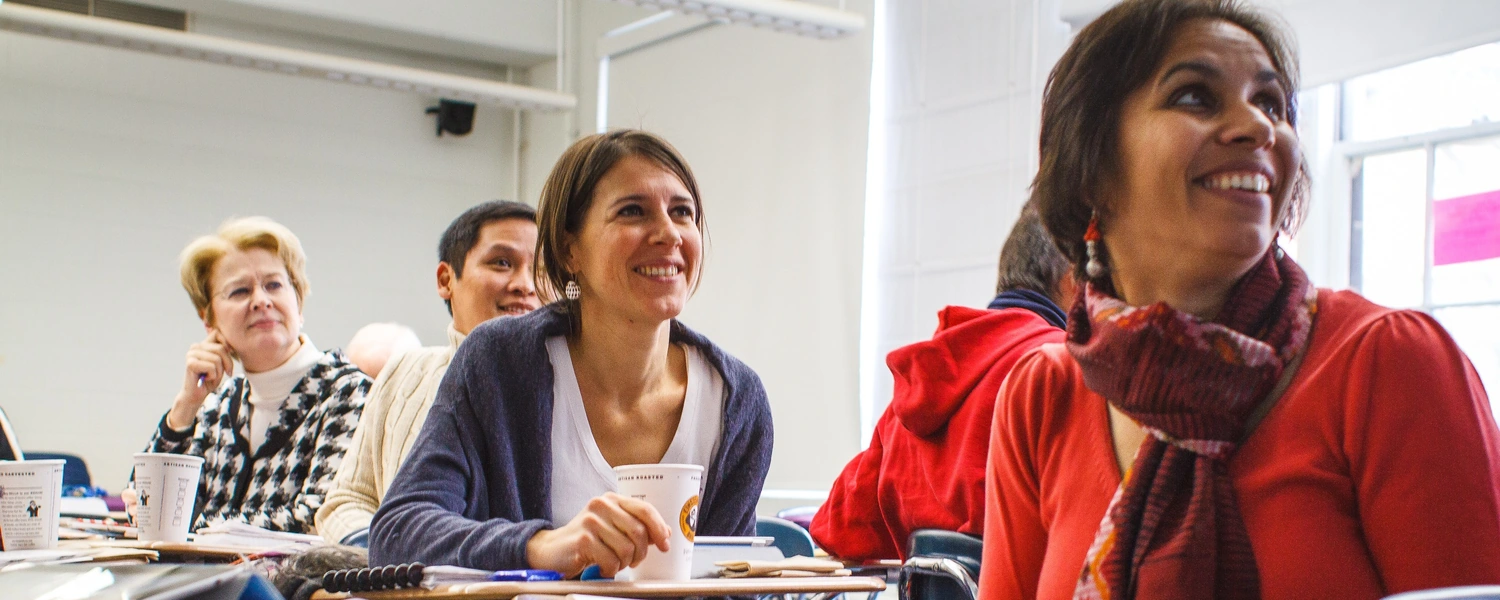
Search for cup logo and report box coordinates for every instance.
[679,495,699,542]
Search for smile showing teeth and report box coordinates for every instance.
[1202,172,1271,193]
[635,265,680,277]
[499,306,527,315]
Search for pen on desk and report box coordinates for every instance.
[488,569,563,582]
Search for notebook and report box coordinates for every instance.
[321,563,564,592]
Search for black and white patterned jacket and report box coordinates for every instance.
[147,349,370,534]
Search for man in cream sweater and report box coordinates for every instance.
[316,201,541,544]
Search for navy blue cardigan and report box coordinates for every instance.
[369,305,774,569]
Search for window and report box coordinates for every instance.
[1342,43,1500,143]
[1343,42,1500,411]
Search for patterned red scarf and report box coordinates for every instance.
[1070,250,1317,600]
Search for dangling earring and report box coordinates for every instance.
[564,279,581,301]
[1273,233,1286,260]
[1084,211,1106,279]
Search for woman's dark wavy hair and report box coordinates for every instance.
[1032,0,1308,280]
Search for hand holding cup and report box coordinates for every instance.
[121,486,139,521]
[612,464,703,581]
[525,492,671,579]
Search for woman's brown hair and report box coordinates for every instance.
[533,129,707,328]
[1032,0,1308,280]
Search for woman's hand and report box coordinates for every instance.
[167,331,233,431]
[525,492,672,578]
[121,487,139,522]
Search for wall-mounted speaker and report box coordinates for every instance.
[426,99,475,137]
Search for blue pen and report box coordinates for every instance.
[488,569,563,582]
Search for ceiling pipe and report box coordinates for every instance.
[0,2,577,112]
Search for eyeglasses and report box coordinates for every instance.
[214,275,294,304]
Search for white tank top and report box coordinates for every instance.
[546,336,724,524]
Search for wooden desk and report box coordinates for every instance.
[311,575,885,599]
[514,596,632,600]
[510,596,568,600]
[76,539,264,562]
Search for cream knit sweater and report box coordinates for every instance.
[315,323,466,544]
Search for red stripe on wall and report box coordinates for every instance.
[1434,189,1500,266]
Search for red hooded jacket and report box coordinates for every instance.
[811,305,1064,561]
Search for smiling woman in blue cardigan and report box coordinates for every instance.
[369,130,774,579]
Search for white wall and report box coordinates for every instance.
[525,0,875,513]
[0,30,518,487]
[863,0,1069,431]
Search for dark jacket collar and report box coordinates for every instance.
[987,288,1067,329]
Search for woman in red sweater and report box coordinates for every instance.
[980,1,1500,599]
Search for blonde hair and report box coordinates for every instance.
[179,216,309,324]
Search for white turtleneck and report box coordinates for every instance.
[243,335,322,451]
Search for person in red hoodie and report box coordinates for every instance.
[810,206,1075,562]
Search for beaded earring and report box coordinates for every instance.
[1084,212,1106,279]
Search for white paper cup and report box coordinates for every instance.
[0,459,65,550]
[132,453,204,542]
[613,463,703,581]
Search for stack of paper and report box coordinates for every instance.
[1,547,162,572]
[191,522,324,551]
[59,517,137,539]
[0,549,95,569]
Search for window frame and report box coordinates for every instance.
[1341,117,1500,315]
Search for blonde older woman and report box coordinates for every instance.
[125,217,369,534]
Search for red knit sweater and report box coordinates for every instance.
[981,289,1500,599]
[811,305,1064,561]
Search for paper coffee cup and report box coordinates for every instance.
[614,463,703,581]
[0,459,65,550]
[132,453,204,542]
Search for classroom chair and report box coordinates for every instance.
[24,452,93,488]
[756,515,816,558]
[753,516,871,600]
[339,528,370,548]
[898,529,981,600]
[26,451,111,501]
